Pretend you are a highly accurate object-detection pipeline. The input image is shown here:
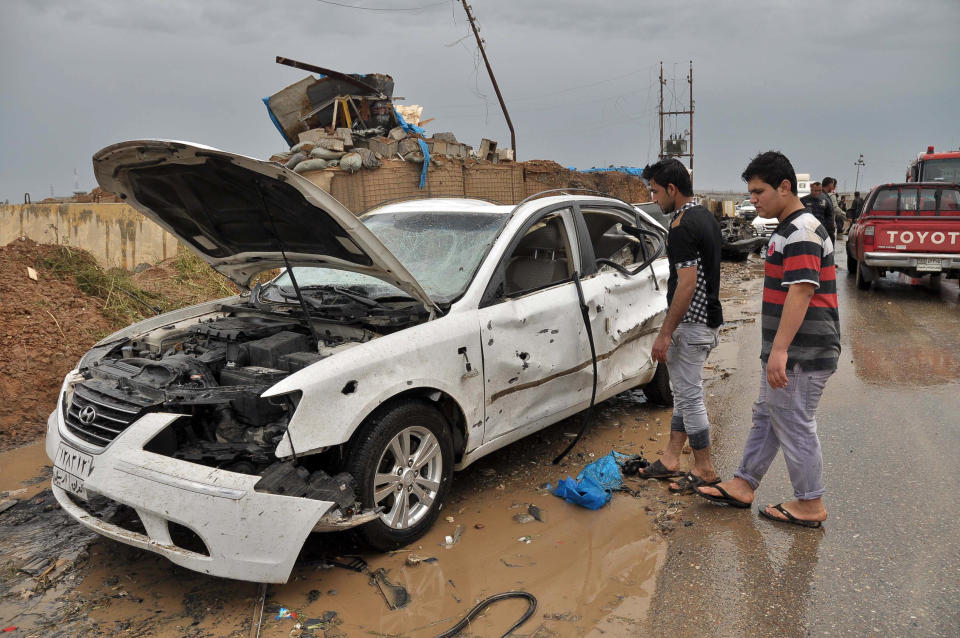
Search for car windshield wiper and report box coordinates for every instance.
[300,285,387,309]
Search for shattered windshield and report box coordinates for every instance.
[262,211,509,304]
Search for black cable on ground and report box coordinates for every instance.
[433,591,537,638]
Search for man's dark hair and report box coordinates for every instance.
[810,181,821,188]
[642,158,693,196]
[854,191,861,197]
[822,176,837,188]
[741,151,797,195]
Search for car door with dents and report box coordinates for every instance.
[575,205,669,395]
[478,206,592,443]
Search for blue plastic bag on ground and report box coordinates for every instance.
[550,451,629,510]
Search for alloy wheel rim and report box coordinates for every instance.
[373,426,442,529]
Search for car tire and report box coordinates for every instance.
[642,362,673,406]
[345,400,454,551]
[846,251,857,275]
[855,260,872,290]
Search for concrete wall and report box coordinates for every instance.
[0,203,178,271]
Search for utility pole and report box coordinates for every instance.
[460,0,516,156]
[854,154,865,193]
[658,61,694,177]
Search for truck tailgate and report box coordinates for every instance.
[873,219,960,253]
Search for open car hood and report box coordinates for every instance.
[93,140,439,315]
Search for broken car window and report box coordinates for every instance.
[581,208,652,267]
[263,211,509,303]
[503,211,574,295]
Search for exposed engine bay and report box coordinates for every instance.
[64,295,428,504]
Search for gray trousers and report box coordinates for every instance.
[734,363,834,500]
[667,322,720,450]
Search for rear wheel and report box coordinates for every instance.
[856,261,872,290]
[846,251,857,275]
[642,362,673,406]
[345,400,453,551]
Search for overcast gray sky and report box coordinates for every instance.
[2,0,959,202]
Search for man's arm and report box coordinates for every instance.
[766,282,816,388]
[652,266,696,362]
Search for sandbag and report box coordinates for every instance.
[309,147,345,160]
[356,148,381,169]
[290,141,316,154]
[284,152,306,169]
[339,152,362,173]
[293,158,329,173]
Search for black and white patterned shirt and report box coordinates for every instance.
[666,202,724,328]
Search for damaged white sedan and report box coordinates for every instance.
[46,140,670,583]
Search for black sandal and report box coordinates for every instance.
[669,473,720,494]
[637,459,683,480]
[758,503,823,528]
[695,483,752,508]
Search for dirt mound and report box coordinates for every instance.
[0,239,115,450]
[0,240,238,451]
[521,160,651,203]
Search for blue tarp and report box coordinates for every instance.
[550,450,631,510]
[263,97,294,148]
[393,108,431,189]
[569,166,647,177]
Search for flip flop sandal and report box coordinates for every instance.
[637,459,683,480]
[669,473,720,494]
[695,483,752,508]
[758,503,823,528]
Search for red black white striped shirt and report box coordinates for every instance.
[761,209,841,371]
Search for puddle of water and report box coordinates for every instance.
[0,440,51,500]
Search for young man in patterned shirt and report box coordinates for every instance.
[638,159,724,494]
[698,151,840,528]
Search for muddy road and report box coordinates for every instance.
[2,251,957,637]
[646,243,960,637]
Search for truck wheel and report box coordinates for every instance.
[345,400,453,551]
[846,252,857,275]
[642,362,673,406]
[856,261,872,290]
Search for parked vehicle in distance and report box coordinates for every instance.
[47,140,671,583]
[846,182,960,290]
[906,146,960,183]
[735,198,756,220]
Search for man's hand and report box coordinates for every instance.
[652,331,671,363]
[767,347,789,389]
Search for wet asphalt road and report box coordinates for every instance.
[645,243,960,638]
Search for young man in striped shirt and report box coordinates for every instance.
[698,151,840,528]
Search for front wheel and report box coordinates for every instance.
[642,361,673,406]
[345,400,453,551]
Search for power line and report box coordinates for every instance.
[312,0,449,12]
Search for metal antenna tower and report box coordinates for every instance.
[658,61,694,178]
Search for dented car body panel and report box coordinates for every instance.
[47,142,669,583]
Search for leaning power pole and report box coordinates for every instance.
[658,61,694,177]
[460,0,516,155]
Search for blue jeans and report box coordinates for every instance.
[734,363,834,500]
[667,322,719,450]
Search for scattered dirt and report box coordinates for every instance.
[0,239,237,451]
[0,239,116,450]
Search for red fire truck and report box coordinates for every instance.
[906,146,960,182]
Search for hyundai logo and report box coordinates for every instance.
[78,406,98,425]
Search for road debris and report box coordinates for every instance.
[370,568,410,610]
[441,524,464,548]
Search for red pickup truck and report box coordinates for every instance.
[846,182,960,290]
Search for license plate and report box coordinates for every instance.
[916,258,943,272]
[54,444,94,500]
